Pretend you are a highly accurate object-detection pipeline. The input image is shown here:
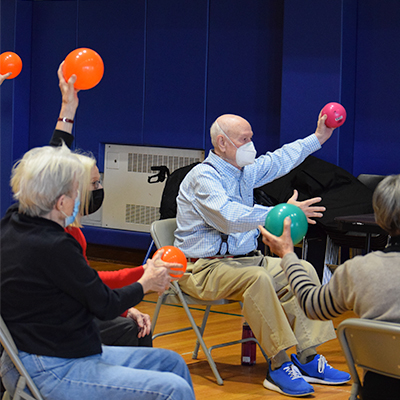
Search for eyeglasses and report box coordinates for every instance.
[91,180,102,190]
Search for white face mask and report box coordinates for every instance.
[218,123,257,167]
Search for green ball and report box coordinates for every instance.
[264,203,308,245]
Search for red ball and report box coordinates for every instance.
[153,246,187,279]
[62,48,104,90]
[0,52,23,79]
[321,102,347,128]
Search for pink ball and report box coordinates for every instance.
[321,102,347,128]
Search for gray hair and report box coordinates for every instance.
[11,143,85,217]
[373,174,400,236]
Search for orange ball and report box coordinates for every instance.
[153,246,187,279]
[62,48,104,90]
[0,52,23,79]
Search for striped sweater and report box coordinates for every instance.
[281,251,400,323]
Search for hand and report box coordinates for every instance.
[126,307,151,338]
[314,110,335,145]
[287,189,325,224]
[0,72,12,85]
[259,217,295,258]
[58,62,79,111]
[139,257,171,295]
[55,62,79,133]
[151,249,185,281]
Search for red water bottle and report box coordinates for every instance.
[241,322,256,365]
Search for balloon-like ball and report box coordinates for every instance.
[0,52,23,79]
[153,246,187,279]
[62,48,104,90]
[321,102,347,128]
[264,203,308,245]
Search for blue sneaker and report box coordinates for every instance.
[291,354,351,385]
[263,360,314,397]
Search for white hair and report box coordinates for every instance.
[11,143,85,217]
[210,120,227,148]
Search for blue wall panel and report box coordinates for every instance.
[0,0,18,217]
[76,0,146,160]
[29,1,77,151]
[280,0,343,166]
[143,0,208,150]
[1,0,33,217]
[13,0,33,162]
[206,0,283,154]
[353,0,400,176]
[337,0,358,173]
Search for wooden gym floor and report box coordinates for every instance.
[89,246,355,400]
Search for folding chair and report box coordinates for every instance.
[337,318,400,400]
[0,316,44,400]
[150,218,267,385]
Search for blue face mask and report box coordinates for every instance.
[61,191,80,227]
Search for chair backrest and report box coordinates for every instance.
[159,163,200,220]
[337,318,400,385]
[357,174,386,192]
[0,316,44,400]
[150,218,177,248]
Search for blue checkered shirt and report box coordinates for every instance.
[174,134,321,257]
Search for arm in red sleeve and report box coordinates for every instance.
[98,266,145,289]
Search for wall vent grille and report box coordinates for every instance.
[125,204,160,226]
[95,144,204,233]
[127,153,201,174]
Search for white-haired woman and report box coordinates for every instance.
[0,144,195,400]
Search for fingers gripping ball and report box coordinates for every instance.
[264,203,308,245]
[153,246,187,279]
[62,48,104,90]
[321,102,347,128]
[0,52,23,79]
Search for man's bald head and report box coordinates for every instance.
[210,114,252,148]
[209,114,254,169]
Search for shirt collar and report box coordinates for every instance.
[205,150,243,179]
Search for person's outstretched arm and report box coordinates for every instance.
[49,62,79,147]
[259,219,349,320]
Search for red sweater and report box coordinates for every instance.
[65,226,145,316]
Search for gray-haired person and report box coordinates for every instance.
[259,174,400,400]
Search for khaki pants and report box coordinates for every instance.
[178,253,336,357]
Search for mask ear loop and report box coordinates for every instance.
[216,121,238,150]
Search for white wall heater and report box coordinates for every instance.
[81,144,204,233]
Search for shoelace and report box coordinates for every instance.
[317,355,330,374]
[283,364,303,380]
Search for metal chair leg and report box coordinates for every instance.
[192,305,211,359]
[151,291,168,334]
[174,287,224,385]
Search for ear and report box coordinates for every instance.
[216,134,227,152]
[55,194,67,212]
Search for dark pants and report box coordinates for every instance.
[95,316,153,347]
[361,371,400,400]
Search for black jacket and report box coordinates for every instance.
[0,205,143,358]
